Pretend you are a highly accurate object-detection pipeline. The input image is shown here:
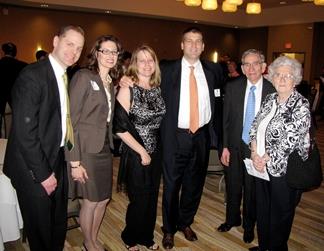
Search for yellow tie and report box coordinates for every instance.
[189,66,199,133]
[62,72,74,151]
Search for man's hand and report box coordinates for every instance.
[221,148,230,166]
[119,75,134,88]
[41,173,57,195]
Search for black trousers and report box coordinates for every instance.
[255,175,302,251]
[121,151,162,247]
[224,142,256,231]
[162,126,210,234]
[17,149,68,251]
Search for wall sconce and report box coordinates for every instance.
[36,44,43,51]
[202,0,218,10]
[246,2,262,14]
[213,51,218,63]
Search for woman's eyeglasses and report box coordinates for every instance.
[97,49,119,57]
[273,73,294,82]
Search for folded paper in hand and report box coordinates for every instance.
[243,158,269,181]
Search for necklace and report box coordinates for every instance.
[100,73,112,88]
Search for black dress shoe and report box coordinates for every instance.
[249,246,259,251]
[243,229,255,243]
[217,222,240,232]
[162,233,174,249]
[178,226,198,241]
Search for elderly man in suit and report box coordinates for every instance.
[160,27,223,249]
[217,49,275,244]
[3,25,84,251]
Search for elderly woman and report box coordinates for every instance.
[250,56,311,251]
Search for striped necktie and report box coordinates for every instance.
[62,72,74,151]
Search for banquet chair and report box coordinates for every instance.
[207,149,226,203]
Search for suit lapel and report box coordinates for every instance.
[238,77,247,125]
[261,78,273,102]
[94,74,107,102]
[172,60,182,119]
[201,62,215,113]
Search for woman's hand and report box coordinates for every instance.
[251,152,267,173]
[140,150,151,166]
[262,153,270,163]
[119,75,134,88]
[71,164,89,184]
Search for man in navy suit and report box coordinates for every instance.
[217,49,275,244]
[3,25,84,251]
[160,27,223,249]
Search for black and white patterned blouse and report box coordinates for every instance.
[129,85,166,154]
[250,90,311,177]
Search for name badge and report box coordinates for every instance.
[214,89,221,97]
[90,80,100,91]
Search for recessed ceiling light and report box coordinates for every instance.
[40,4,48,7]
[279,1,287,4]
[105,10,111,14]
[194,20,198,23]
[234,26,239,29]
[301,0,313,2]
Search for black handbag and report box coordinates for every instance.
[285,98,323,191]
[286,141,322,190]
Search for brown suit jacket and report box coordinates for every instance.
[65,68,115,161]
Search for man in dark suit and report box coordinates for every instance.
[160,27,223,249]
[3,25,84,251]
[217,49,275,244]
[0,42,27,137]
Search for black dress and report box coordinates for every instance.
[114,85,166,248]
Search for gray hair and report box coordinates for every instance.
[241,49,265,64]
[268,56,303,85]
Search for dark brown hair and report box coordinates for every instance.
[87,35,123,81]
[182,26,203,41]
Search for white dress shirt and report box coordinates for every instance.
[178,57,211,129]
[243,77,264,126]
[48,54,67,147]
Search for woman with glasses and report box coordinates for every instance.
[250,56,311,251]
[66,35,122,251]
[114,45,166,251]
